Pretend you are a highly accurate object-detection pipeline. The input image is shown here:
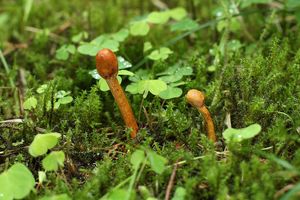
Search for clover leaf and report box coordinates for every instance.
[78,35,119,56]
[126,79,167,98]
[55,44,76,60]
[146,150,167,174]
[159,86,182,99]
[24,96,37,110]
[147,11,170,24]
[171,18,199,32]
[167,7,187,21]
[129,21,150,36]
[222,124,262,143]
[148,47,173,61]
[29,132,61,157]
[0,163,35,200]
[42,151,65,171]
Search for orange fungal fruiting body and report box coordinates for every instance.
[96,49,138,138]
[186,89,217,142]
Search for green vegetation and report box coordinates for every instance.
[0,0,300,199]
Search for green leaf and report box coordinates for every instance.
[171,187,186,200]
[227,40,242,51]
[118,56,132,69]
[98,78,110,91]
[107,189,135,200]
[129,21,150,36]
[148,47,173,61]
[55,45,76,60]
[42,151,65,171]
[78,36,119,56]
[24,96,37,110]
[29,132,61,157]
[126,82,140,95]
[171,18,199,32]
[130,150,145,169]
[56,90,70,98]
[118,70,134,76]
[72,31,88,43]
[92,35,119,49]
[98,76,122,92]
[0,163,35,200]
[111,29,129,42]
[222,124,262,143]
[126,80,167,98]
[138,186,152,200]
[143,41,153,52]
[147,11,170,24]
[147,80,168,95]
[168,7,187,21]
[147,150,167,174]
[89,69,101,80]
[57,96,73,104]
[36,84,48,94]
[77,43,102,56]
[23,0,33,22]
[158,66,193,83]
[159,87,182,99]
[39,194,71,200]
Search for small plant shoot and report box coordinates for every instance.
[222,124,262,143]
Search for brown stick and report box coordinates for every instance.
[165,162,179,200]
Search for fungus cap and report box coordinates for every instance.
[96,48,118,79]
[186,89,205,108]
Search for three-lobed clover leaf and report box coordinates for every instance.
[148,47,173,61]
[146,7,187,24]
[126,79,167,98]
[55,44,76,60]
[0,163,35,200]
[78,35,119,56]
[222,124,262,143]
[29,132,61,157]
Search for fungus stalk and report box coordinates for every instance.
[186,89,217,142]
[96,48,138,138]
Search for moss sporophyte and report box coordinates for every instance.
[186,89,217,142]
[96,48,138,138]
